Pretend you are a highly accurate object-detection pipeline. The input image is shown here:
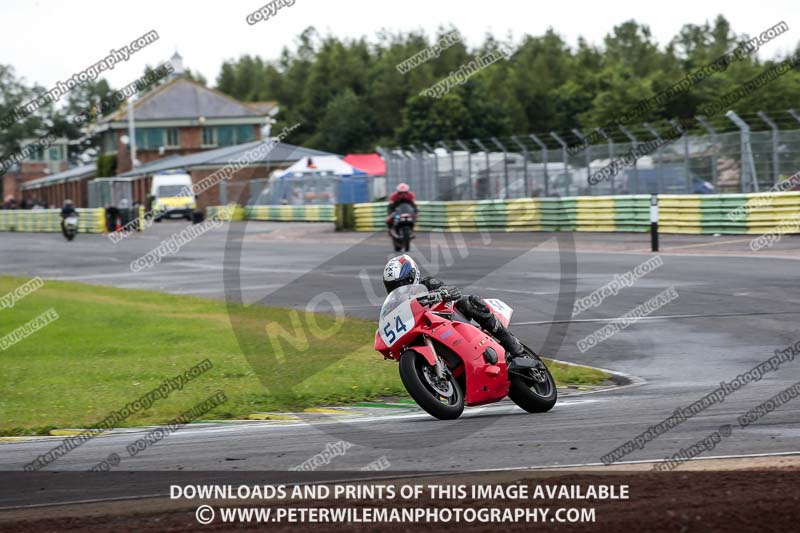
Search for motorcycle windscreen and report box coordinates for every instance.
[483,298,513,329]
[378,283,427,348]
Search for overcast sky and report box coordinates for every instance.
[2,0,798,91]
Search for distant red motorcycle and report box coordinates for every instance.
[374,284,557,420]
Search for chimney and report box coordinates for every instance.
[170,51,184,77]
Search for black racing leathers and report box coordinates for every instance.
[420,277,524,357]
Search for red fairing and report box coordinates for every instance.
[374,329,388,353]
[374,298,511,406]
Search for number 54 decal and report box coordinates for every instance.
[379,300,416,347]
[382,316,407,344]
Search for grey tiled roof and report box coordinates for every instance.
[119,140,336,178]
[21,164,95,189]
[104,79,263,122]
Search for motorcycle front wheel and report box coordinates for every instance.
[401,226,411,252]
[508,352,557,413]
[399,350,464,420]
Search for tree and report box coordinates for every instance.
[307,89,373,153]
[207,17,799,153]
[0,65,51,173]
[396,93,468,145]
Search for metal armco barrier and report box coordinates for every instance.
[0,208,107,233]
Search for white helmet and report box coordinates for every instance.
[382,254,420,294]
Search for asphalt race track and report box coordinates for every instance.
[2,222,800,487]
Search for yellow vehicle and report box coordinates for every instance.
[150,172,196,221]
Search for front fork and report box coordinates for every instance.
[424,335,447,379]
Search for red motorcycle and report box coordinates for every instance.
[374,284,557,420]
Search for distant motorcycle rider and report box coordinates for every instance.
[385,182,418,231]
[382,254,524,358]
[60,199,78,237]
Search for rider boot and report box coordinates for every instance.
[456,295,524,359]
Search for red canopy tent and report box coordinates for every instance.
[343,153,386,177]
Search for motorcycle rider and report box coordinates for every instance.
[385,182,418,232]
[382,254,524,358]
[60,199,78,237]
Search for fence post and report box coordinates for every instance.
[491,137,510,199]
[643,122,664,193]
[455,140,473,200]
[407,144,425,200]
[757,111,780,185]
[423,142,440,200]
[618,125,638,194]
[669,119,691,193]
[395,147,406,197]
[473,139,491,200]
[529,134,549,197]
[375,146,391,200]
[696,116,718,191]
[726,111,758,192]
[571,129,592,195]
[395,147,409,196]
[595,127,615,194]
[405,148,418,197]
[511,135,529,197]
[437,141,457,201]
[650,194,659,252]
[549,132,570,196]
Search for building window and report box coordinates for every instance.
[236,125,255,144]
[202,127,217,147]
[135,128,165,149]
[202,125,256,148]
[166,128,179,147]
[217,126,235,147]
[103,132,118,153]
[49,146,64,161]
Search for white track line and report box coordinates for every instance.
[142,398,605,437]
[467,449,800,473]
[515,310,800,326]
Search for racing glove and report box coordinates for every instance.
[439,286,462,302]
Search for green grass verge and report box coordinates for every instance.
[0,275,608,435]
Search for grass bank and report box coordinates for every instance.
[0,275,608,435]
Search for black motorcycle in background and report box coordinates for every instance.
[390,203,416,252]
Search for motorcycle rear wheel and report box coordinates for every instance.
[401,226,411,252]
[508,351,557,413]
[399,350,464,420]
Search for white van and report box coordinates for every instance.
[150,171,196,221]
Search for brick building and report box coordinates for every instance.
[2,138,72,204]
[95,72,269,175]
[21,140,335,209]
[16,53,307,207]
